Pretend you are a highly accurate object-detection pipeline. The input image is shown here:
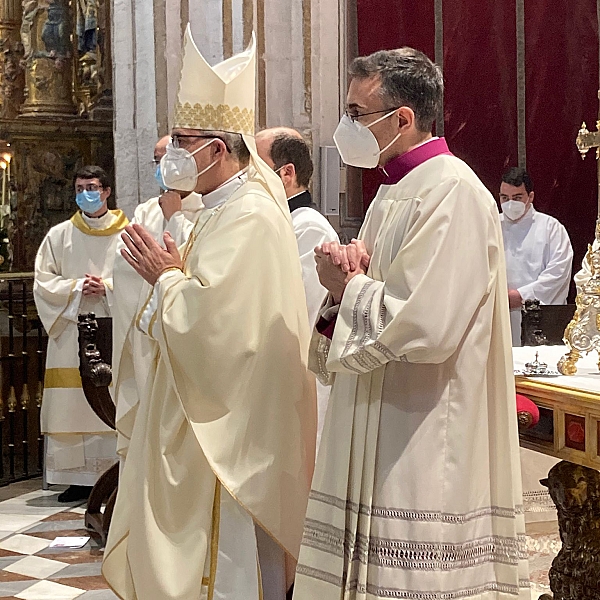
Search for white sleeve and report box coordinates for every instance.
[137,270,183,338]
[326,179,498,374]
[517,221,573,304]
[295,221,339,329]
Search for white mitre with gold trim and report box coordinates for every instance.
[173,26,255,135]
[172,25,289,216]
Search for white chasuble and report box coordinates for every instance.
[103,172,317,600]
[112,193,202,459]
[294,153,529,599]
[34,210,128,485]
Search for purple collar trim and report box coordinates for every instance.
[381,138,453,185]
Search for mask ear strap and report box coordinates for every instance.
[379,132,402,155]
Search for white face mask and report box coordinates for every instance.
[501,200,529,221]
[333,110,401,169]
[160,139,217,192]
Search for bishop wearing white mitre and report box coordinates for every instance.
[103,27,316,600]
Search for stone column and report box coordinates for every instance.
[20,0,77,117]
[0,0,24,119]
[112,0,158,216]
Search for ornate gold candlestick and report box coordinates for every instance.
[559,92,600,375]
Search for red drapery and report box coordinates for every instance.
[356,0,599,296]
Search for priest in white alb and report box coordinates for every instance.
[103,28,316,600]
[293,48,529,599]
[34,166,128,503]
[112,135,203,460]
[256,127,339,451]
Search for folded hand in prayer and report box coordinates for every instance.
[82,274,105,297]
[315,239,371,304]
[120,224,182,285]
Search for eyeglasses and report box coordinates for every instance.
[345,107,401,123]
[171,134,232,153]
[75,183,103,193]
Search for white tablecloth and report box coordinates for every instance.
[513,345,600,395]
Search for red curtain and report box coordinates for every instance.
[524,1,598,284]
[356,0,436,211]
[356,0,599,296]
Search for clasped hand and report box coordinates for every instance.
[82,274,105,297]
[315,240,371,304]
[120,224,182,285]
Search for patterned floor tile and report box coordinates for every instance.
[77,592,117,600]
[34,555,101,568]
[0,538,49,557]
[4,557,69,580]
[49,578,106,592]
[0,580,38,598]
[0,518,44,535]
[50,565,102,581]
[22,524,85,536]
[15,580,85,600]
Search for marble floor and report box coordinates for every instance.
[0,480,559,599]
[0,482,116,599]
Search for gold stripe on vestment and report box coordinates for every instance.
[70,210,129,237]
[44,368,82,389]
[208,480,221,600]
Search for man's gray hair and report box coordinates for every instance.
[349,48,443,132]
[202,130,250,165]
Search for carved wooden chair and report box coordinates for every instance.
[77,313,118,544]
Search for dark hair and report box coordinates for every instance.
[501,167,533,194]
[349,48,443,132]
[270,134,313,188]
[73,165,111,189]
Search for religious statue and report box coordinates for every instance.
[20,0,76,116]
[76,0,98,56]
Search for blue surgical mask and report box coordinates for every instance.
[155,164,169,191]
[76,190,104,214]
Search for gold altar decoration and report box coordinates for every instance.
[559,90,600,375]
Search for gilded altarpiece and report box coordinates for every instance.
[0,0,114,272]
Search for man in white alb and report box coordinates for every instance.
[34,166,128,502]
[256,127,338,449]
[499,167,573,346]
[111,135,203,460]
[293,48,529,600]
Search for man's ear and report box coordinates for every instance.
[396,106,415,132]
[212,139,228,158]
[528,191,535,204]
[104,186,112,199]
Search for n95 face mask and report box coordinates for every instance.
[501,200,528,221]
[160,139,217,192]
[333,110,401,169]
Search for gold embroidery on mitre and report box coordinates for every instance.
[173,102,255,135]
